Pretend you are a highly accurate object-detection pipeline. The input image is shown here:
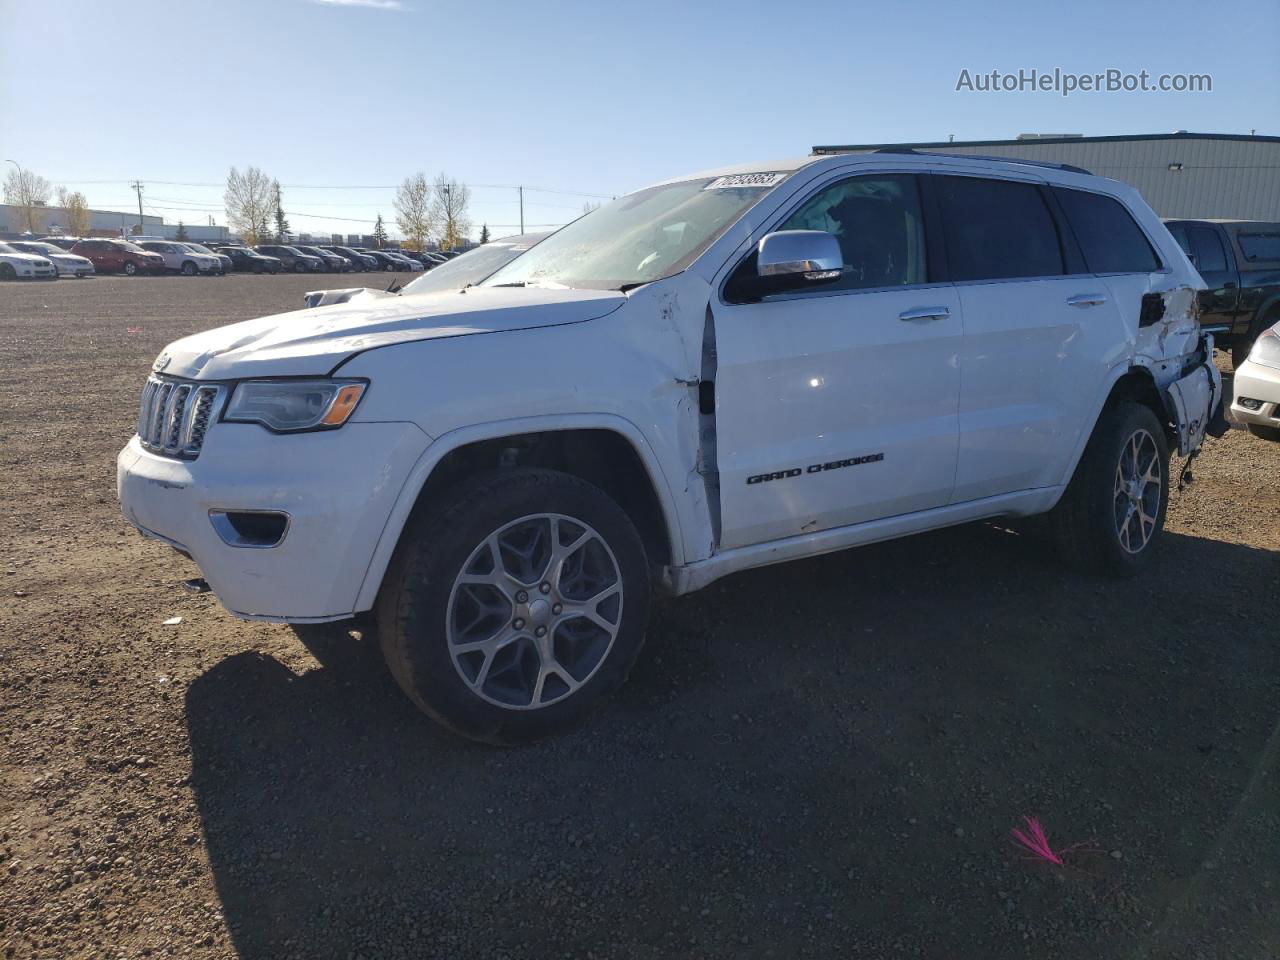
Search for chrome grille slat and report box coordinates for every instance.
[136,375,223,460]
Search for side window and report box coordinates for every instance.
[1166,223,1192,258]
[1189,226,1228,273]
[933,176,1063,281]
[1238,232,1280,263]
[1053,188,1161,274]
[776,174,927,292]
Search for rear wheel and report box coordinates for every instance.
[1049,402,1170,577]
[1247,424,1280,442]
[376,468,651,744]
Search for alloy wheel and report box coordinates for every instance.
[1113,428,1162,553]
[446,513,623,710]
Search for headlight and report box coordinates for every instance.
[1249,329,1280,369]
[224,379,367,432]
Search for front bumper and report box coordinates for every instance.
[117,421,431,621]
[54,260,94,277]
[1230,359,1280,429]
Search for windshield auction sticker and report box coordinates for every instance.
[704,173,789,190]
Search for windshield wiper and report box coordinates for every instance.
[617,281,652,294]
[490,281,528,287]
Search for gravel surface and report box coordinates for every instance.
[2,274,1278,959]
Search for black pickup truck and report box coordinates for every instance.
[1163,219,1280,367]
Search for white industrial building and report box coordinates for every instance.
[811,132,1280,221]
[0,203,230,242]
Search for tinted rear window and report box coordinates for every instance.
[1190,226,1228,273]
[933,176,1063,281]
[1055,188,1160,273]
[1238,232,1280,262]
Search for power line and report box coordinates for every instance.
[49,177,617,198]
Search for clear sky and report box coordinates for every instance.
[2,0,1277,239]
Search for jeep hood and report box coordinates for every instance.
[156,286,626,380]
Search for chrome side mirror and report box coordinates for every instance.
[757,230,843,282]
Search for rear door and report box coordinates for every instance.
[713,172,963,549]
[934,174,1126,501]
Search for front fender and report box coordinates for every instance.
[350,413,689,613]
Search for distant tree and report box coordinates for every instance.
[272,180,290,243]
[432,174,471,250]
[3,167,51,234]
[581,201,600,216]
[479,223,490,244]
[394,172,436,252]
[175,221,189,242]
[130,223,143,236]
[223,166,274,245]
[372,214,388,249]
[54,188,91,236]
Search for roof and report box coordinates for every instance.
[812,131,1280,154]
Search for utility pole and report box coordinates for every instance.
[518,185,524,234]
[131,180,145,233]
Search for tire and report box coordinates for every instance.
[0,263,15,281]
[1049,402,1170,577]
[122,260,137,276]
[181,261,196,276]
[1246,423,1280,442]
[294,261,306,273]
[376,468,651,744]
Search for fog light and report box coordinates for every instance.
[209,510,290,548]
[1238,397,1262,411]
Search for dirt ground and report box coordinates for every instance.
[1,274,1278,960]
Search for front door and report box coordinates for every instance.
[713,173,962,551]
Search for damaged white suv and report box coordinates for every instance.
[118,152,1222,742]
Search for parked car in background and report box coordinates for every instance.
[182,243,233,275]
[321,246,377,271]
[355,249,403,271]
[303,232,552,308]
[382,251,424,272]
[9,240,96,277]
[137,240,220,276]
[393,250,434,269]
[0,241,58,280]
[1230,318,1280,441]
[293,245,348,273]
[255,245,324,272]
[38,236,84,251]
[1163,219,1280,368]
[118,152,1223,742]
[70,239,165,275]
[216,246,282,274]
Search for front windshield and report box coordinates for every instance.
[401,241,536,296]
[187,244,212,254]
[482,175,784,291]
[120,242,145,253]
[0,243,16,254]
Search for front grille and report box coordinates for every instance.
[136,375,224,459]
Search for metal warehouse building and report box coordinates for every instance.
[812,132,1280,221]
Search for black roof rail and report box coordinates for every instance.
[871,147,1092,176]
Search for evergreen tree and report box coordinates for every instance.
[479,223,490,244]
[372,214,388,249]
[272,180,290,242]
[175,221,189,242]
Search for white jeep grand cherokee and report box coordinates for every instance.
[118,151,1222,742]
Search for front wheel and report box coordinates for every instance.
[181,261,196,276]
[1049,402,1170,577]
[376,468,651,744]
[0,263,15,281]
[122,260,137,276]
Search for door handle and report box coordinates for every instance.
[898,306,951,322]
[1066,293,1108,307]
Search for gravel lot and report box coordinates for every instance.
[2,274,1278,960]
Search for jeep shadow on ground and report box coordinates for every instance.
[186,522,1280,960]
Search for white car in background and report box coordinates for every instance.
[136,240,220,276]
[0,241,57,280]
[9,240,96,277]
[1231,319,1280,441]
